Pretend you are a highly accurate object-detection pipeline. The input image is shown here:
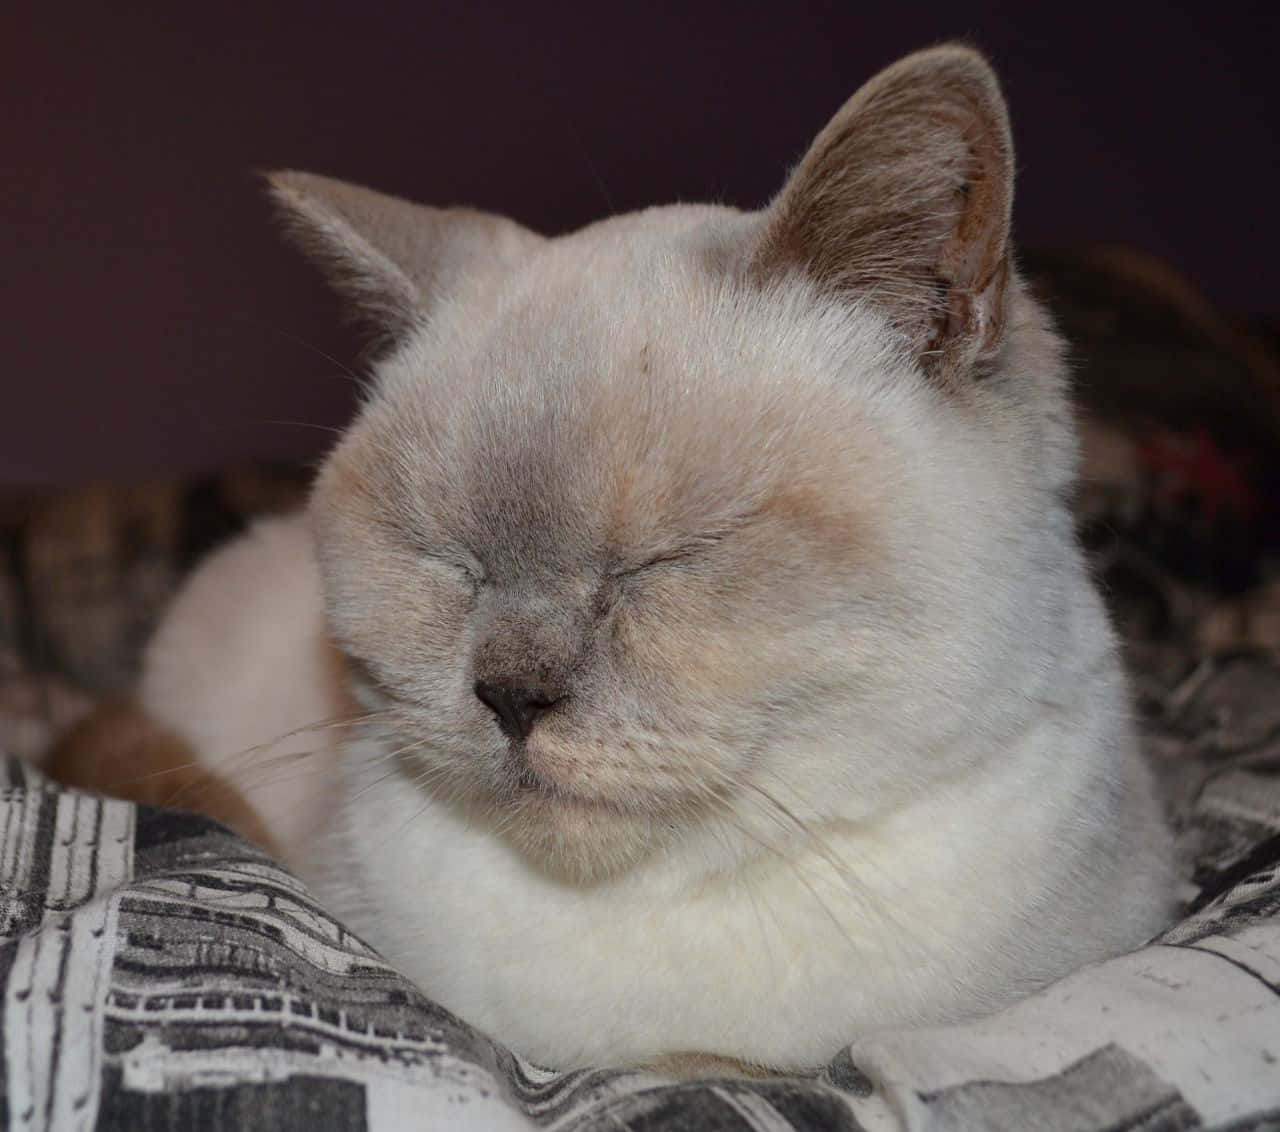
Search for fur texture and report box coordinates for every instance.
[136,46,1176,1072]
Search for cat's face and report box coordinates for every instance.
[313,216,905,879]
[295,47,1076,881]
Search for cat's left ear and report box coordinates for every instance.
[266,171,542,348]
[756,45,1014,383]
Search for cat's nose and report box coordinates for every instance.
[474,680,562,740]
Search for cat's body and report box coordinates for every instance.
[129,47,1175,1072]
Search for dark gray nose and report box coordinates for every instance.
[474,680,561,740]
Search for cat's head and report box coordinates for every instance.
[281,46,1078,882]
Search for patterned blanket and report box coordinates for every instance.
[3,249,1280,1129]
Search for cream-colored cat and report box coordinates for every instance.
[138,46,1175,1072]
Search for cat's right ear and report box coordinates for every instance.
[266,171,542,348]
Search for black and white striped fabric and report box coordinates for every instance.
[3,656,1280,1131]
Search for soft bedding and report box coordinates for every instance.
[2,249,1279,1130]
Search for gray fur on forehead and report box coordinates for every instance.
[357,217,917,549]
[377,207,909,427]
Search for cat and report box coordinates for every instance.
[99,45,1177,1073]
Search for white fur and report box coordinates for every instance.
[139,516,348,858]
[138,265,1173,1068]
[136,48,1176,1072]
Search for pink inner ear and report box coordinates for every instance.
[929,220,1011,378]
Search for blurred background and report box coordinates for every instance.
[4,1,1278,488]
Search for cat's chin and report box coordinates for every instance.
[496,784,670,885]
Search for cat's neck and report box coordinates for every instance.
[307,691,1169,1070]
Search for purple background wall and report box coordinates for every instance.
[5,2,1277,488]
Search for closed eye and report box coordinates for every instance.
[396,530,485,586]
[380,520,485,585]
[613,533,727,579]
[424,553,484,587]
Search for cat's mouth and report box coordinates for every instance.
[489,744,685,881]
[506,752,618,813]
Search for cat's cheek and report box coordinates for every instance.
[594,607,764,789]
[325,560,477,711]
[609,588,776,710]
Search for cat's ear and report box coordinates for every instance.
[266,171,541,347]
[756,45,1013,382]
